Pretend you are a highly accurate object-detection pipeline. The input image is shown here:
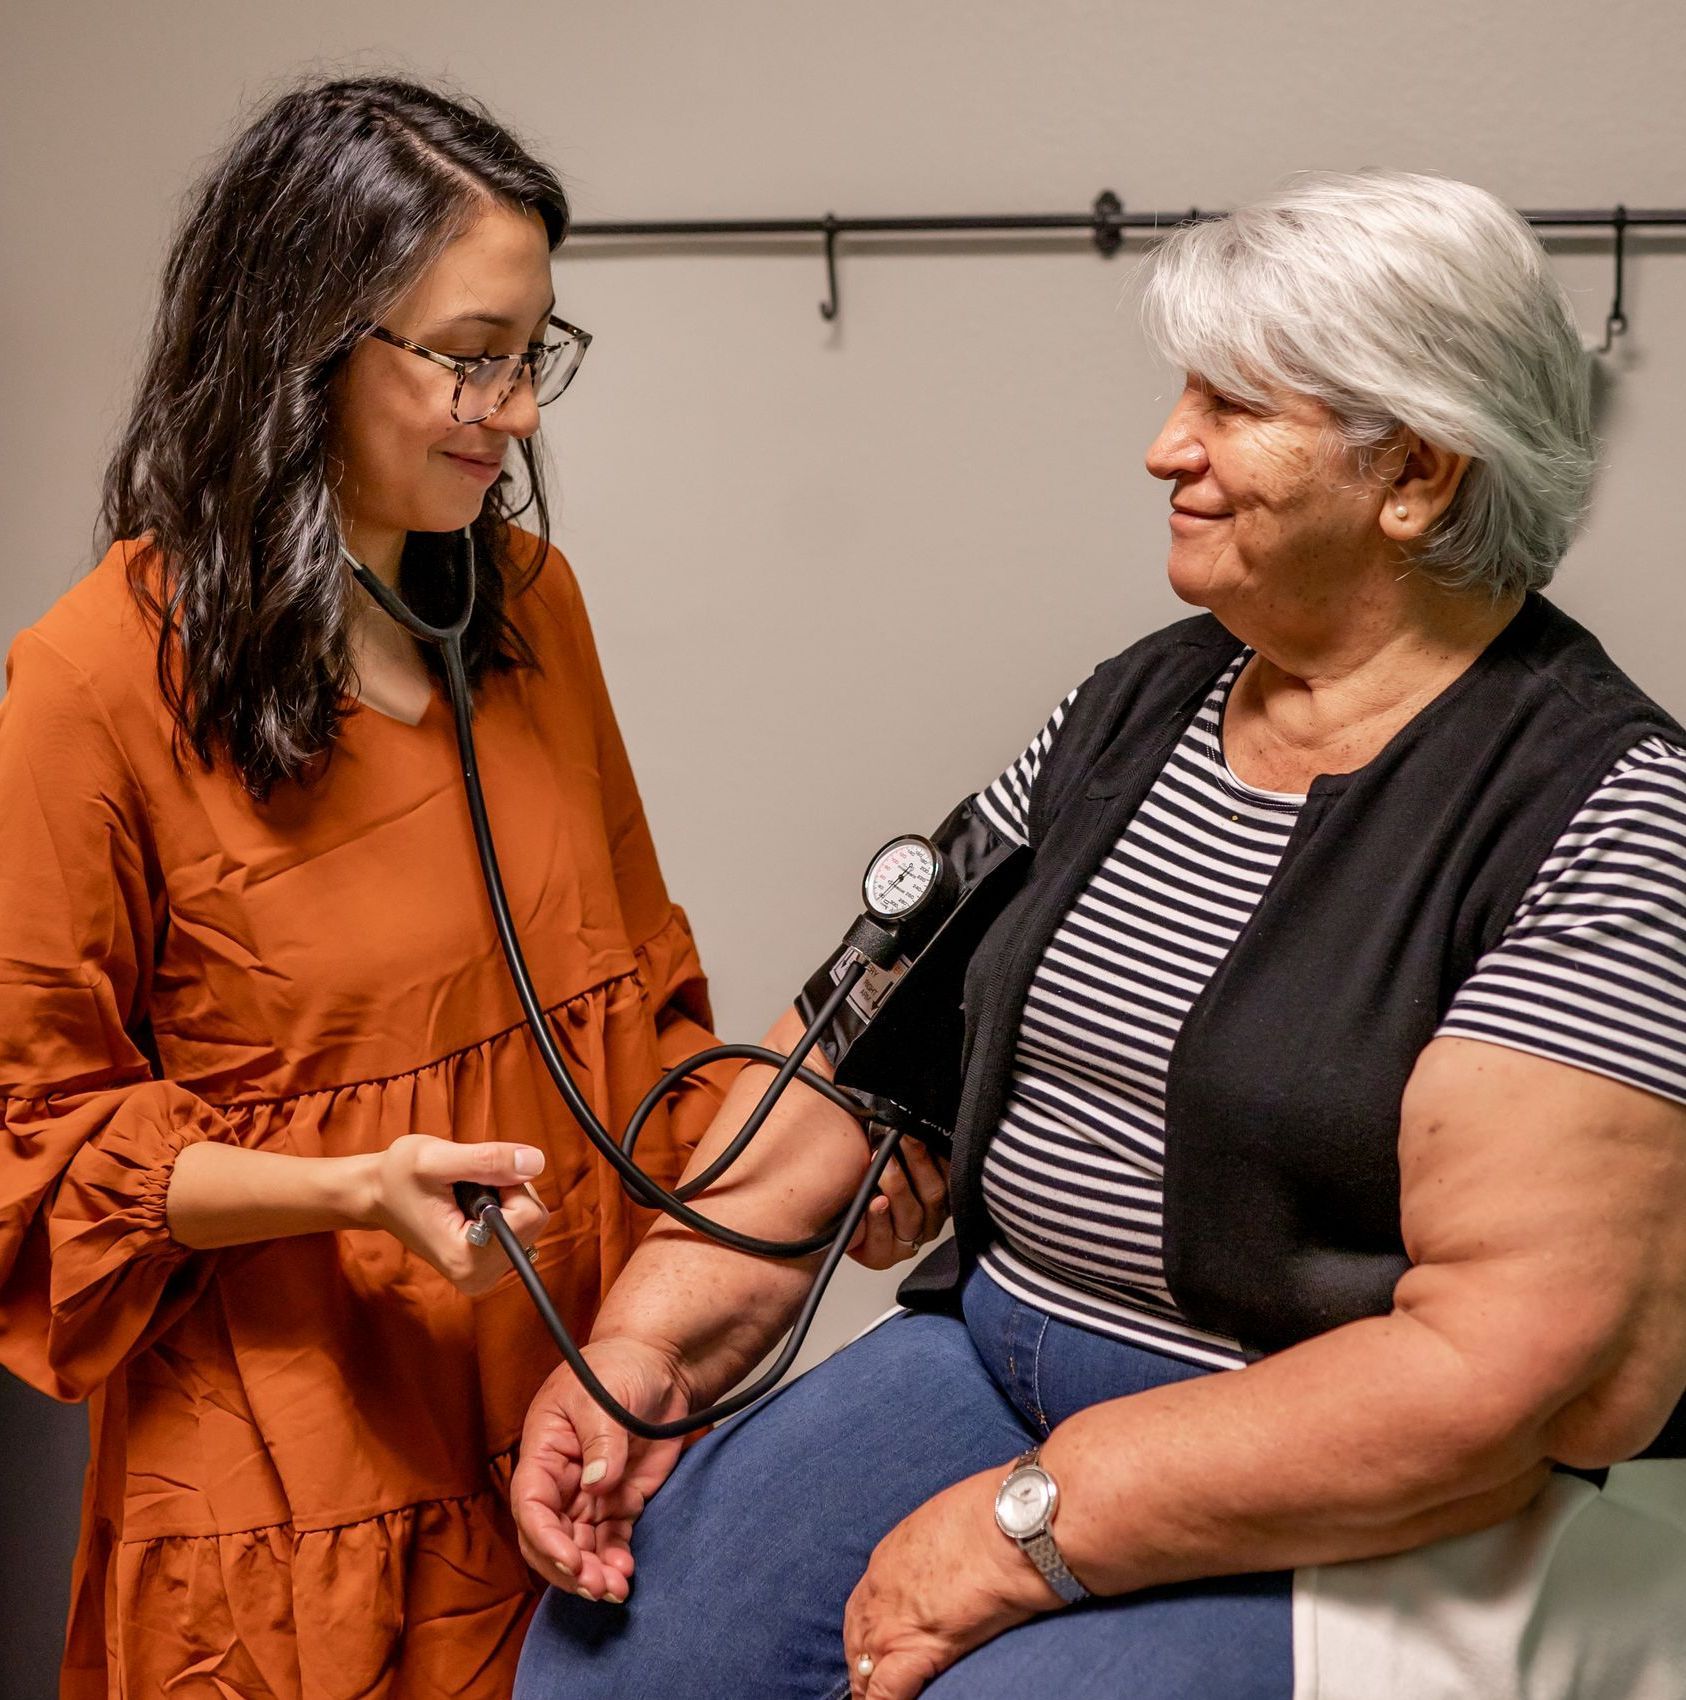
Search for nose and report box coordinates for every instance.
[487,365,542,438]
[1144,388,1208,483]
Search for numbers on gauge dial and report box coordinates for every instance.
[864,837,940,920]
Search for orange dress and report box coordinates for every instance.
[0,538,739,1697]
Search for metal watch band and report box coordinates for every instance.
[1001,1448,1091,1605]
[1022,1528,1091,1606]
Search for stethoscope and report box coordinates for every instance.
[346,531,949,1438]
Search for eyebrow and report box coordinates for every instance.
[430,299,558,335]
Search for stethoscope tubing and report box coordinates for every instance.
[477,1126,906,1438]
[436,623,867,1258]
[347,538,906,1436]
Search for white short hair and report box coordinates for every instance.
[1138,171,1595,598]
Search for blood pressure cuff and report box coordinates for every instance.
[794,798,1030,1154]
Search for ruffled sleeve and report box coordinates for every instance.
[0,629,237,1400]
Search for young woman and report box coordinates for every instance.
[0,77,942,1698]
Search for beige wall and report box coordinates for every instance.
[4,2,1685,1647]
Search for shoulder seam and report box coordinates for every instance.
[8,627,153,810]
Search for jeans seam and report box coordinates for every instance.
[1029,1311,1052,1434]
[822,1681,853,1700]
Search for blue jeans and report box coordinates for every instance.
[515,1267,1293,1699]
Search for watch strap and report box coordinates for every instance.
[1022,1528,1091,1606]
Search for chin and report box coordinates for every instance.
[1165,553,1220,611]
[412,495,494,536]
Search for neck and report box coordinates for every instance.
[1220,569,1524,762]
[343,521,406,588]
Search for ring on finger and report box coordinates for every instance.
[891,1232,922,1251]
[856,1651,875,1679]
[525,1244,540,1265]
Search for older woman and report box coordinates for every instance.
[509,172,1686,1700]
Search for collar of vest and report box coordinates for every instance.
[1082,594,1572,803]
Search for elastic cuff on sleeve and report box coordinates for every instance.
[134,1119,226,1248]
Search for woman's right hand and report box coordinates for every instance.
[364,1133,550,1298]
[511,1337,693,1603]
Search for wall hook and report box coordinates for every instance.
[819,214,841,321]
[1598,205,1629,354]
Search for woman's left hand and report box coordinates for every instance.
[848,1138,950,1269]
[843,1469,1061,1698]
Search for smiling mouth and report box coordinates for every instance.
[442,452,505,485]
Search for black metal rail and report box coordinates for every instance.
[569,192,1686,341]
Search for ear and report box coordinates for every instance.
[1380,431,1469,542]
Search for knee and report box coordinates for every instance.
[514,1590,668,1700]
[515,1583,774,1700]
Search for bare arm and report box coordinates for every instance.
[586,1005,937,1407]
[166,1136,553,1298]
[167,1142,379,1246]
[1035,1036,1686,1590]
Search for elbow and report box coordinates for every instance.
[1542,1378,1686,1470]
[1402,1379,1559,1497]
[1389,1279,1626,1489]
[1421,1358,1678,1481]
[1469,1320,1684,1473]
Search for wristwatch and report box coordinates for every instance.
[993,1448,1091,1605]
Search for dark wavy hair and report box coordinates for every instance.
[100,76,569,798]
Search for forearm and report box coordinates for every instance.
[590,1010,871,1407]
[166,1141,376,1249]
[1038,1305,1554,1596]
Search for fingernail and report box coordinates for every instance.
[577,1587,595,1601]
[514,1147,545,1177]
[581,1460,607,1486]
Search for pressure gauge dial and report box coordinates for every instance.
[862,835,943,924]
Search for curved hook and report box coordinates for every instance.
[819,214,840,322]
[1598,205,1629,355]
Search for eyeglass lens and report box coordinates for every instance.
[455,340,581,424]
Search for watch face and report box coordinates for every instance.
[995,1466,1054,1539]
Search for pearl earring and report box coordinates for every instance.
[1394,503,1409,519]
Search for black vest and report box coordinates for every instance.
[898,593,1686,1459]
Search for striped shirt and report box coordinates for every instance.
[973,655,1686,1370]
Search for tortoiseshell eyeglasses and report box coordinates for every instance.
[366,315,591,424]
